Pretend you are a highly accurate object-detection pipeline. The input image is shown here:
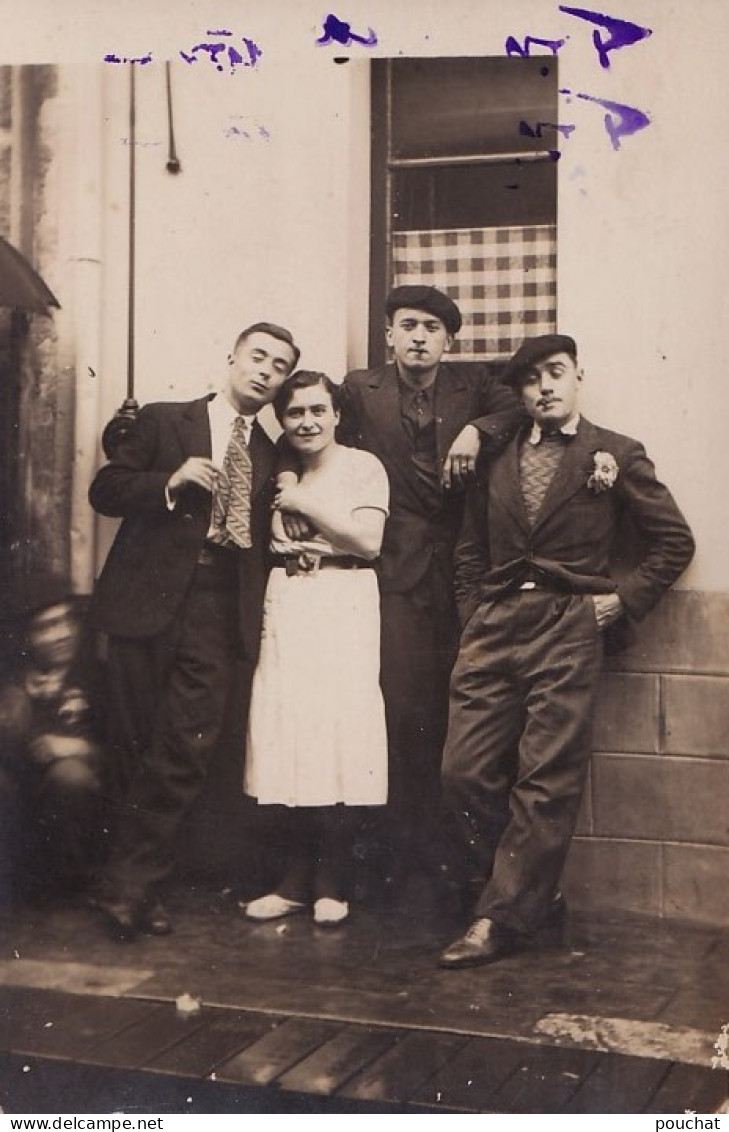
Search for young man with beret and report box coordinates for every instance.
[438,334,695,968]
[336,285,524,882]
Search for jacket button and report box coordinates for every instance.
[183,513,193,521]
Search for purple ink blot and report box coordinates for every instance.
[505,34,566,57]
[519,120,575,141]
[317,13,377,47]
[180,36,260,72]
[558,6,652,68]
[576,91,650,149]
[104,52,152,65]
[242,37,263,66]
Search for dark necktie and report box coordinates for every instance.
[209,416,253,548]
[519,431,566,525]
[402,388,433,434]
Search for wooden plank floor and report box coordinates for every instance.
[1,881,728,1114]
[1,987,726,1114]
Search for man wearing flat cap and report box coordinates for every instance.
[336,285,524,885]
[437,333,695,968]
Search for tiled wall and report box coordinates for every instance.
[564,589,729,926]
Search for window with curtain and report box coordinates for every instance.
[369,57,559,367]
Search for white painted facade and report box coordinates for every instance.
[4,0,725,592]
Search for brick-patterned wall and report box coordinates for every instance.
[564,589,729,926]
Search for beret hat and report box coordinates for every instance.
[501,334,578,387]
[385,285,462,335]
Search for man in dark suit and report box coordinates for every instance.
[338,286,523,876]
[438,334,695,968]
[89,322,300,939]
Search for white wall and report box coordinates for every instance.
[555,0,729,592]
[5,0,726,591]
[91,44,373,568]
[96,55,368,418]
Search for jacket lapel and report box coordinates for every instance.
[178,396,213,459]
[531,416,600,531]
[365,364,409,454]
[491,429,532,531]
[248,419,275,497]
[363,365,427,503]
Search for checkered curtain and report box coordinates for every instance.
[392,225,557,362]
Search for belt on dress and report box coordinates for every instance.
[271,553,371,576]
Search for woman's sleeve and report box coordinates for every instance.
[350,452,390,516]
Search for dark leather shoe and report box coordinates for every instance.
[438,917,518,969]
[140,900,172,936]
[96,893,172,940]
[541,891,567,929]
[97,897,142,942]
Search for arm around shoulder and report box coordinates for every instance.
[471,367,529,451]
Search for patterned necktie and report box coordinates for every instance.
[519,431,567,526]
[209,416,253,548]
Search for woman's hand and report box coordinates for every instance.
[275,483,317,540]
[275,483,308,513]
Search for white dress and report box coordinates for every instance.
[244,446,390,807]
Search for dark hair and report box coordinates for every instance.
[273,370,342,423]
[233,322,301,371]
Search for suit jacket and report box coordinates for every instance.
[454,416,695,635]
[339,362,524,594]
[89,395,276,663]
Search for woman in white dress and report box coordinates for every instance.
[243,371,389,925]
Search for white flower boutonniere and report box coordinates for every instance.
[587,451,619,493]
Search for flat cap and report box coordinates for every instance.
[385,285,462,335]
[501,334,578,387]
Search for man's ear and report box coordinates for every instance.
[385,323,394,350]
[443,334,454,355]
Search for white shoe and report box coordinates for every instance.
[243,894,306,921]
[313,897,349,925]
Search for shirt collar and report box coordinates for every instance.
[528,412,580,446]
[211,392,256,432]
[397,375,435,402]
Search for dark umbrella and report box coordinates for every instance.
[0,234,60,313]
